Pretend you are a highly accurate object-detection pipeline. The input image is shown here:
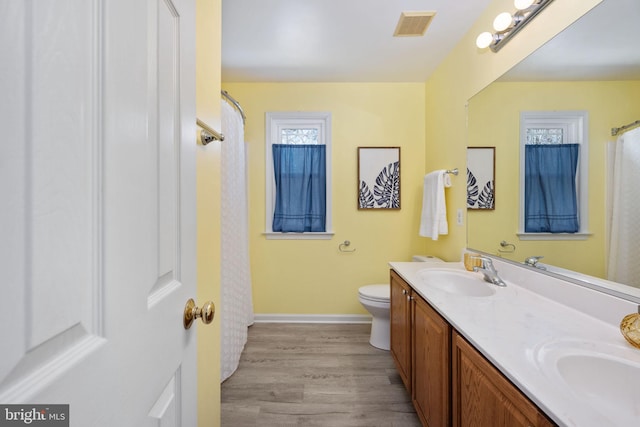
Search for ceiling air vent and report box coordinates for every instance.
[393,11,436,37]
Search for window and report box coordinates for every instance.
[518,111,589,240]
[265,112,333,239]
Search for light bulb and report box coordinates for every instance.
[476,32,494,49]
[514,0,535,10]
[493,12,513,32]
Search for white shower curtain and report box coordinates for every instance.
[220,100,254,381]
[607,127,640,287]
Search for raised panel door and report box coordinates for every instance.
[413,294,451,427]
[390,270,412,391]
[0,0,198,425]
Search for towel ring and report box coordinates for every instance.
[339,240,356,252]
[498,240,516,253]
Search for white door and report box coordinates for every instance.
[0,0,200,426]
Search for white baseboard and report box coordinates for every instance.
[252,313,371,324]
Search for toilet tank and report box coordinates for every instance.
[412,255,443,262]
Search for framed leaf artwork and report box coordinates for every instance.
[358,147,400,210]
[467,147,495,210]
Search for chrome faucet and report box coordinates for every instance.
[524,256,546,270]
[473,257,507,287]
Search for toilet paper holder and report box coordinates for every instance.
[339,240,356,252]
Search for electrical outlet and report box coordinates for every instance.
[457,208,463,226]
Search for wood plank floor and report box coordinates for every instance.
[221,323,421,427]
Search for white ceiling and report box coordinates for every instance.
[221,0,493,82]
[221,0,640,84]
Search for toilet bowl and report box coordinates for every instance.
[358,284,391,350]
[358,255,443,350]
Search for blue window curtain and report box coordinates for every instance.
[525,144,579,233]
[272,144,326,232]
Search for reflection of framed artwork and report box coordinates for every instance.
[467,147,495,210]
[358,147,401,210]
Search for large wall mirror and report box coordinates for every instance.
[467,0,640,298]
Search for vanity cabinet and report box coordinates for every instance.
[390,269,556,427]
[390,270,412,391]
[390,270,451,427]
[452,332,554,427]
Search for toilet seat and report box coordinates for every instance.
[358,284,389,303]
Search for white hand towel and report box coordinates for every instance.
[419,170,452,240]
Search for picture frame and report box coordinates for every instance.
[467,147,495,210]
[357,147,401,210]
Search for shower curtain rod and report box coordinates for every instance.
[611,119,640,136]
[222,90,246,125]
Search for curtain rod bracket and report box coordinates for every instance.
[201,129,223,145]
[197,118,224,145]
[612,119,640,136]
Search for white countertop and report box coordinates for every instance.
[389,259,640,427]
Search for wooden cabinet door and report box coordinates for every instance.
[390,270,412,391]
[413,295,451,427]
[452,332,555,427]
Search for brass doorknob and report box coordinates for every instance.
[183,298,215,329]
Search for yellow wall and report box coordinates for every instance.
[467,80,640,277]
[423,0,602,261]
[221,83,428,314]
[196,0,221,425]
[219,2,604,316]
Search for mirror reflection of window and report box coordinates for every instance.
[526,128,563,144]
[518,111,589,239]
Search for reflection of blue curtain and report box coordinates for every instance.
[273,144,326,232]
[525,144,579,233]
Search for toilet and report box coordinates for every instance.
[358,255,443,350]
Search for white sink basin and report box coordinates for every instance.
[535,340,640,424]
[417,268,496,297]
[558,354,639,401]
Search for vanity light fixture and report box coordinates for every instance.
[514,0,536,10]
[493,12,516,32]
[476,0,554,52]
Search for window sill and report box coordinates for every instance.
[263,231,335,240]
[517,232,592,241]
